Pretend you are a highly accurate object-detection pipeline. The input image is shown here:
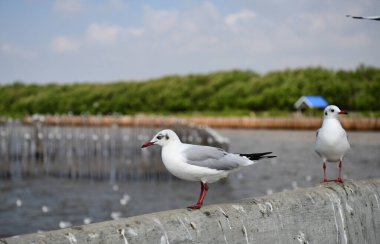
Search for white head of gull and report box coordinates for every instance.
[142,129,276,209]
[315,105,350,183]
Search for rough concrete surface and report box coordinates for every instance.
[2,178,380,244]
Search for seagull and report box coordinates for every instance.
[15,199,22,207]
[59,221,72,229]
[141,129,276,209]
[83,217,92,225]
[120,194,131,206]
[41,205,50,213]
[346,15,380,21]
[315,105,350,183]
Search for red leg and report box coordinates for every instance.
[187,182,208,209]
[321,161,331,183]
[198,183,208,205]
[334,160,343,183]
[197,182,205,204]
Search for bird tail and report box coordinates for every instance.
[239,152,276,161]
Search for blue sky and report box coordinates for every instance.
[0,0,379,84]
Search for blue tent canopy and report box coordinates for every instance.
[294,96,329,110]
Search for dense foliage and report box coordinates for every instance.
[1,65,379,117]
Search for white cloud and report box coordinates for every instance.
[137,2,224,54]
[86,23,123,45]
[310,17,325,33]
[225,9,256,28]
[54,0,83,14]
[51,36,80,53]
[175,35,220,54]
[50,23,125,54]
[201,1,220,19]
[108,0,124,11]
[1,43,37,58]
[143,6,179,33]
[1,43,13,53]
[181,1,221,32]
[127,27,145,37]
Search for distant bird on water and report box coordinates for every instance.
[142,129,276,209]
[346,15,380,21]
[315,105,350,183]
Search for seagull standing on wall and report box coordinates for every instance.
[315,105,350,183]
[142,129,276,209]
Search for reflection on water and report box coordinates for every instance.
[1,128,380,237]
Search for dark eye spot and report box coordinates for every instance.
[165,134,169,140]
[156,135,163,140]
[325,112,328,116]
[331,109,335,113]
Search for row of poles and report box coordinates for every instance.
[0,119,228,182]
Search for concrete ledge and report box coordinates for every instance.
[2,178,380,244]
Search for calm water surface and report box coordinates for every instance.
[1,129,379,237]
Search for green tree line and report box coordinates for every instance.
[0,65,379,117]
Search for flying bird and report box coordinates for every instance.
[142,129,276,209]
[346,15,380,21]
[315,105,350,183]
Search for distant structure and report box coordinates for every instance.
[346,15,380,21]
[294,96,328,112]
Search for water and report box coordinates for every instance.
[0,122,227,180]
[1,129,380,237]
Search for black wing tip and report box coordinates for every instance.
[240,152,276,160]
[264,155,277,158]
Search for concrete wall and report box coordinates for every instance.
[2,178,380,244]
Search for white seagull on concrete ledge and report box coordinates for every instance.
[315,105,350,183]
[142,129,276,209]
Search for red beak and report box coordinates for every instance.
[141,141,155,148]
[338,110,348,115]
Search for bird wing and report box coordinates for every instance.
[343,130,351,149]
[346,15,380,20]
[181,144,241,170]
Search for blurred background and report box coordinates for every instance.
[1,0,380,238]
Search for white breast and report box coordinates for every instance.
[316,119,350,162]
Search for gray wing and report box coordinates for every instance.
[182,145,240,170]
